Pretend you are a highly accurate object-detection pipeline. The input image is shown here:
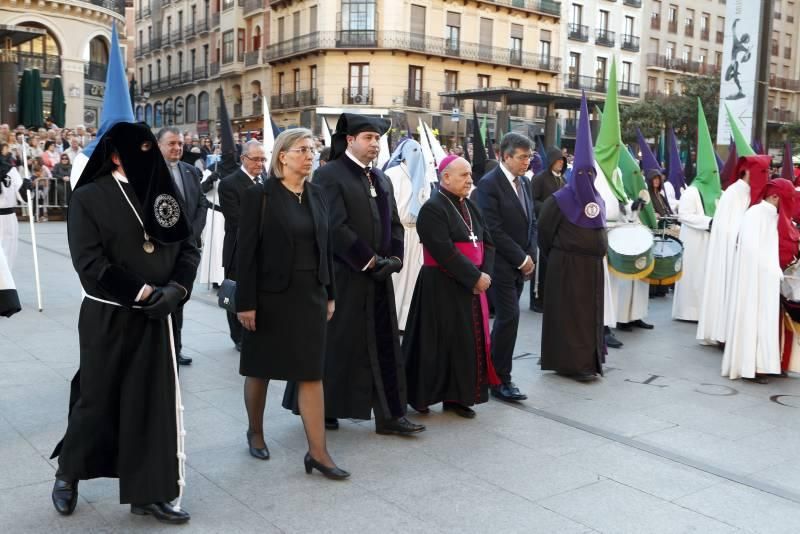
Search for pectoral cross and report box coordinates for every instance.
[468,231,478,248]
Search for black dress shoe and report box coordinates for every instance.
[52,477,78,515]
[491,382,527,402]
[605,331,623,349]
[325,418,339,430]
[443,401,476,419]
[130,502,190,524]
[572,373,598,383]
[616,322,633,332]
[304,453,350,480]
[375,416,426,435]
[630,319,654,330]
[177,354,192,365]
[246,430,270,460]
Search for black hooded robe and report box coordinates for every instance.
[538,195,606,376]
[403,190,497,407]
[305,155,407,420]
[51,175,199,504]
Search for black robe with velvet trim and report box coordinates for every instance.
[403,190,496,407]
[538,196,606,376]
[314,156,406,420]
[51,174,199,505]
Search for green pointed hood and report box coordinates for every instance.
[725,104,756,157]
[618,145,659,228]
[695,99,722,216]
[593,61,627,202]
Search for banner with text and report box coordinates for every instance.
[716,0,763,145]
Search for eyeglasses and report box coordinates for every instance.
[285,146,316,156]
[513,153,533,162]
[243,155,267,163]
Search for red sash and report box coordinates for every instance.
[422,242,500,386]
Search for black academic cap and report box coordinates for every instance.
[329,113,390,160]
[76,121,192,245]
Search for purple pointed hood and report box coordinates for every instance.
[637,128,664,174]
[553,92,606,228]
[667,128,686,199]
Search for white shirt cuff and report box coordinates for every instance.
[135,285,148,302]
[518,256,530,270]
[362,258,373,271]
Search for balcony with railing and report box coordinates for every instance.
[700,28,709,41]
[4,51,62,75]
[244,50,262,67]
[646,54,720,75]
[596,28,615,47]
[78,0,126,17]
[252,98,263,116]
[266,31,561,73]
[622,0,641,6]
[404,90,430,108]
[211,12,220,28]
[768,109,794,123]
[621,34,640,52]
[162,32,174,49]
[769,75,800,91]
[244,0,266,15]
[568,23,590,42]
[210,62,220,76]
[136,6,151,20]
[134,43,149,57]
[684,22,694,38]
[84,61,107,82]
[341,88,373,105]
[564,74,640,97]
[171,29,184,44]
[668,19,678,33]
[651,14,661,30]
[270,89,320,109]
[440,95,457,111]
[193,65,209,80]
[474,0,561,17]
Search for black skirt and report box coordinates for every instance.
[239,269,327,380]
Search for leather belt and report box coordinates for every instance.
[0,207,15,215]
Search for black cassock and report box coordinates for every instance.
[51,174,199,504]
[312,156,406,420]
[537,196,606,375]
[403,190,497,407]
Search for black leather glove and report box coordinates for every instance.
[370,257,403,281]
[19,178,34,195]
[141,283,186,319]
[630,198,644,211]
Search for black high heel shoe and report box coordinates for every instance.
[246,430,270,460]
[304,452,350,480]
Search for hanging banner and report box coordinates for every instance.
[716,1,763,145]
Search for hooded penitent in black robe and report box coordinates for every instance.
[306,154,406,420]
[403,189,499,408]
[51,122,199,505]
[538,195,606,376]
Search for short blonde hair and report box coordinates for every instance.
[270,127,314,179]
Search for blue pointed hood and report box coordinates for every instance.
[82,24,135,158]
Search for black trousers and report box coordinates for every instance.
[170,305,183,355]
[224,266,242,344]
[489,272,524,384]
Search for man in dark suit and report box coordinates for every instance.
[158,127,208,365]
[218,140,266,351]
[475,132,537,402]
[530,146,567,313]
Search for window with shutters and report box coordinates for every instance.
[293,11,300,38]
[446,12,461,54]
[410,5,426,51]
[349,63,370,103]
[310,5,318,33]
[510,24,523,65]
[540,29,551,63]
[222,30,234,63]
[408,66,424,106]
[479,18,493,61]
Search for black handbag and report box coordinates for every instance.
[217,190,266,314]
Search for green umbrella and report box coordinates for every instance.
[30,69,44,129]
[50,76,66,127]
[17,69,31,127]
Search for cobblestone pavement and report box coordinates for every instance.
[2,222,800,533]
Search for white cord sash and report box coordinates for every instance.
[82,292,187,510]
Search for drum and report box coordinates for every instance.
[643,235,684,285]
[607,224,655,280]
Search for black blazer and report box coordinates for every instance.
[235,177,335,312]
[176,161,207,246]
[531,168,565,218]
[474,164,537,280]
[219,168,257,273]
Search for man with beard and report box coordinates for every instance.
[314,113,424,435]
[50,122,199,523]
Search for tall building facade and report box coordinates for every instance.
[0,0,129,128]
[133,0,270,137]
[265,0,562,142]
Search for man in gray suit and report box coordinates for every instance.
[158,127,207,365]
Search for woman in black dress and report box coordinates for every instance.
[236,128,348,479]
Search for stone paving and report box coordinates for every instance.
[2,222,800,533]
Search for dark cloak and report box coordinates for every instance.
[403,190,496,407]
[538,195,606,376]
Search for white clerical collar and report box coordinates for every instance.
[345,149,370,170]
[240,165,257,182]
[112,170,128,183]
[499,162,517,186]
